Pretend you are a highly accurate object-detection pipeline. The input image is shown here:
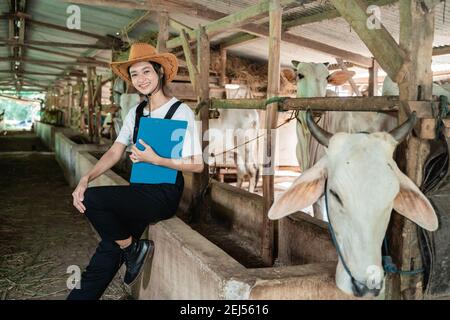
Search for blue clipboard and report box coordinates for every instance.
[130,117,188,184]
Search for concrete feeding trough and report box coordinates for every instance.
[53,132,110,187]
[35,121,74,151]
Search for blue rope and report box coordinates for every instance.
[265,96,287,107]
[382,237,424,275]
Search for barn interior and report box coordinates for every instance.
[0,0,449,300]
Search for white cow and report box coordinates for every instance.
[294,61,397,171]
[382,76,450,99]
[113,93,141,141]
[293,61,397,219]
[269,110,438,298]
[208,109,260,192]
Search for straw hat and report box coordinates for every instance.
[110,42,178,85]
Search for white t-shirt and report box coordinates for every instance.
[115,97,203,158]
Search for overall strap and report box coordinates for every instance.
[132,99,183,144]
[132,99,148,144]
[164,100,183,120]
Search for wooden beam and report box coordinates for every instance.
[0,39,111,49]
[0,57,108,67]
[24,44,85,60]
[330,0,409,81]
[0,70,86,77]
[433,45,450,56]
[180,29,199,95]
[120,10,152,36]
[221,32,260,49]
[193,25,210,222]
[57,0,197,13]
[166,0,297,49]
[280,96,400,112]
[24,17,121,47]
[211,98,266,110]
[169,18,193,33]
[156,11,169,53]
[219,46,227,86]
[283,0,398,30]
[262,0,282,267]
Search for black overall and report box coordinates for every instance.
[67,100,184,300]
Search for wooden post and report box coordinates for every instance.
[95,74,102,144]
[68,81,73,127]
[157,11,169,53]
[388,0,436,300]
[77,76,86,134]
[192,25,210,222]
[262,0,282,266]
[180,29,199,95]
[368,58,379,97]
[87,66,95,142]
[330,0,409,82]
[219,45,227,87]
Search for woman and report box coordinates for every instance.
[67,43,203,300]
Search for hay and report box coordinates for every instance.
[210,50,297,97]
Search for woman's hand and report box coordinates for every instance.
[72,176,88,214]
[130,139,162,165]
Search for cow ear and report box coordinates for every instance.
[268,158,327,220]
[292,60,300,69]
[392,166,438,231]
[282,68,297,82]
[327,70,355,86]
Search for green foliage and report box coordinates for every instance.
[0,99,33,121]
[0,92,43,125]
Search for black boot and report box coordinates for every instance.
[122,239,154,286]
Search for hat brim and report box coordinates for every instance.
[110,53,178,85]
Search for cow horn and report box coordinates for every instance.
[389,111,417,143]
[306,109,332,147]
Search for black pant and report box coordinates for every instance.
[67,172,184,300]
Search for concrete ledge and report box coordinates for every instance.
[35,122,74,151]
[77,151,128,187]
[55,132,110,187]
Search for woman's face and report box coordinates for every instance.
[129,61,161,95]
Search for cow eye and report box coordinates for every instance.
[298,73,304,80]
[329,189,343,206]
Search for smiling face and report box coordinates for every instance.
[129,61,163,95]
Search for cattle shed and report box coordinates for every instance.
[0,0,450,302]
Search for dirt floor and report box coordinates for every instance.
[0,131,129,300]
